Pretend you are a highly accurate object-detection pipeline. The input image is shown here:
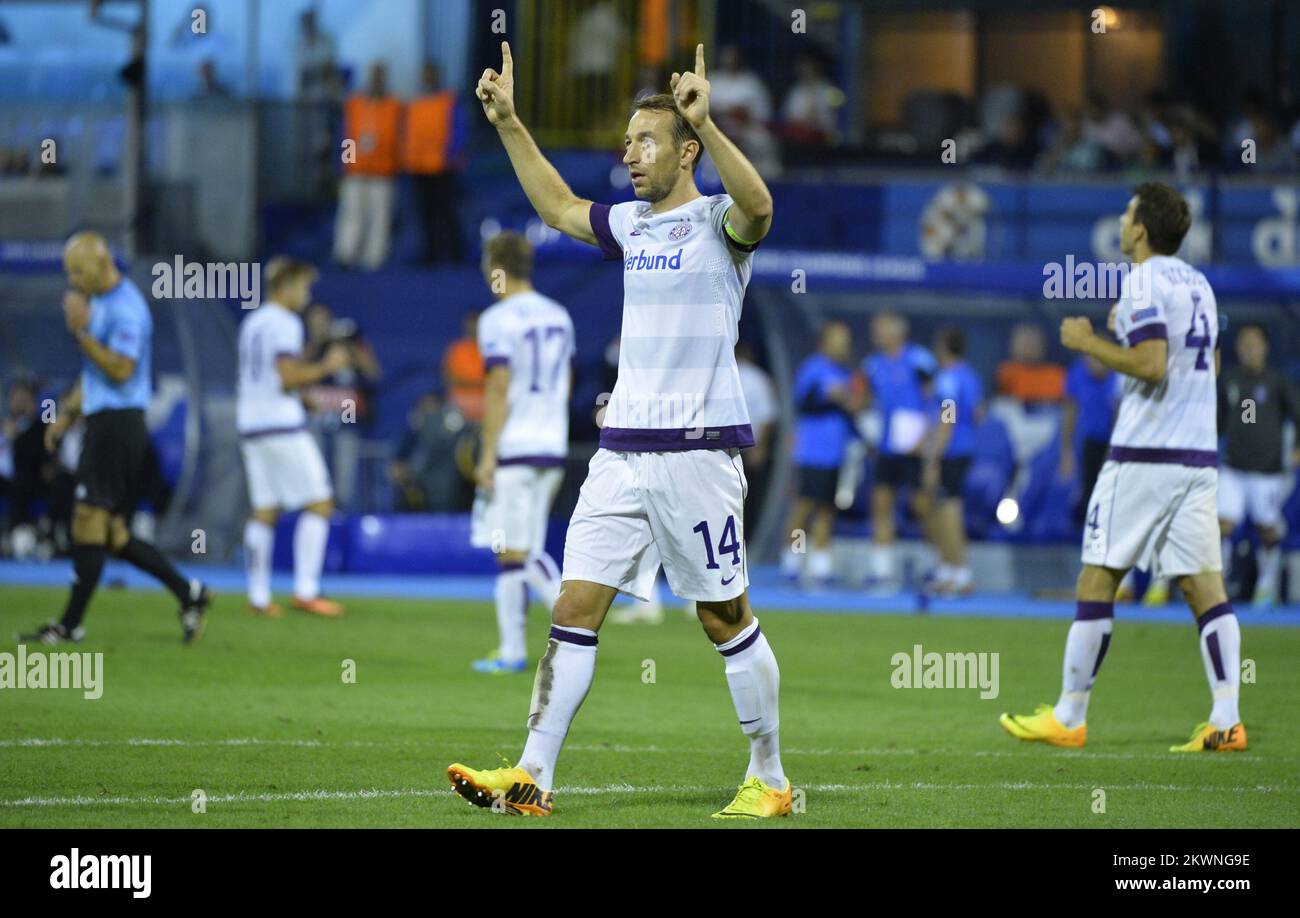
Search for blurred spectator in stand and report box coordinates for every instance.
[296,8,341,201]
[388,392,472,511]
[403,61,467,264]
[781,52,842,148]
[863,312,937,589]
[991,322,1066,524]
[783,321,861,586]
[1058,354,1118,521]
[923,326,983,596]
[735,340,777,540]
[1082,92,1144,165]
[973,110,1038,170]
[708,45,780,177]
[1,380,53,557]
[195,58,231,99]
[443,311,485,424]
[302,303,383,510]
[334,62,401,270]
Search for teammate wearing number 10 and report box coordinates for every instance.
[1002,182,1247,753]
[447,41,789,818]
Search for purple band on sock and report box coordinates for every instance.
[550,626,597,647]
[718,625,762,657]
[1197,602,1233,633]
[1091,632,1112,679]
[499,562,524,573]
[1205,630,1226,682]
[1075,600,1114,621]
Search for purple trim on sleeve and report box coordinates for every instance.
[1075,601,1114,621]
[589,203,623,261]
[498,455,565,468]
[1107,446,1216,467]
[483,356,509,369]
[1126,323,1167,346]
[599,424,756,452]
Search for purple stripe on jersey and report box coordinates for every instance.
[484,356,509,369]
[718,625,762,657]
[498,455,565,468]
[1075,600,1114,621]
[589,203,623,261]
[1197,601,1233,634]
[1126,323,1167,345]
[599,424,756,452]
[1107,446,1217,467]
[550,626,597,647]
[239,424,307,439]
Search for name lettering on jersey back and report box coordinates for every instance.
[624,248,684,271]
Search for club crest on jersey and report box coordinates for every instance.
[668,221,693,240]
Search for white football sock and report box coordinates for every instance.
[293,511,330,600]
[494,566,529,664]
[716,618,785,789]
[1054,606,1113,729]
[243,519,274,609]
[1255,544,1281,599]
[517,626,597,792]
[807,548,833,580]
[1198,605,1241,729]
[524,551,561,612]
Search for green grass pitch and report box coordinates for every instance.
[1,584,1296,828]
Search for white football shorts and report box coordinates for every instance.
[1217,465,1289,532]
[562,448,749,603]
[1082,459,1220,577]
[471,464,564,554]
[241,430,333,511]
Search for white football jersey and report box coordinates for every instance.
[478,290,575,463]
[237,302,308,436]
[1109,255,1218,462]
[590,193,756,450]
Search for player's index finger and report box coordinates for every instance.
[695,43,705,77]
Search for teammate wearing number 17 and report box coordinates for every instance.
[1001,182,1246,753]
[447,42,789,818]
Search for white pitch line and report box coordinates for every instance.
[2,737,1276,764]
[1,780,1296,810]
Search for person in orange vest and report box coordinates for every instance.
[333,62,401,270]
[403,61,467,264]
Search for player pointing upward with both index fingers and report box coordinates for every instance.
[447,42,789,818]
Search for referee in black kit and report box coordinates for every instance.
[18,232,212,645]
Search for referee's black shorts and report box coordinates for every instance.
[75,408,152,516]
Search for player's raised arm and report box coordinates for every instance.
[476,41,597,246]
[672,44,773,243]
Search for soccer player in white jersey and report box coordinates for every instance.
[1001,183,1247,753]
[237,257,351,618]
[448,42,789,818]
[469,231,574,673]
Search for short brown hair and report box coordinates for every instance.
[631,92,702,173]
[484,230,533,280]
[1133,182,1191,255]
[264,256,317,293]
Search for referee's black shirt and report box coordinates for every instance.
[1217,366,1300,473]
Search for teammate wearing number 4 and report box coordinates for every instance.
[469,231,573,674]
[1002,183,1246,754]
[447,42,790,818]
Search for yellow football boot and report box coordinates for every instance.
[711,776,793,819]
[446,763,553,816]
[1170,722,1248,753]
[999,703,1087,748]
